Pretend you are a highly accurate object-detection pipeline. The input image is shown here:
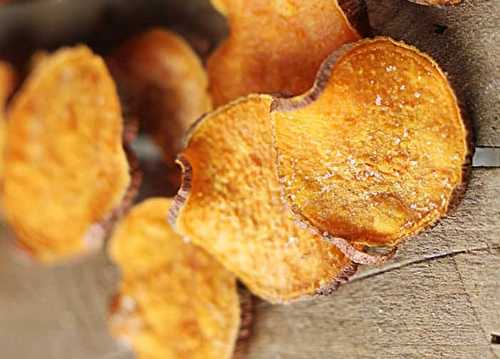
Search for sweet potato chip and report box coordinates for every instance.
[169,95,356,303]
[3,46,130,262]
[0,61,16,181]
[207,0,363,106]
[108,29,212,166]
[271,38,469,256]
[109,198,239,359]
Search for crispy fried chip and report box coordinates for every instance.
[109,198,239,359]
[207,0,363,106]
[169,95,356,303]
[271,38,469,255]
[108,29,212,166]
[4,46,130,262]
[0,62,16,181]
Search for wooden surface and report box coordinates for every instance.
[245,168,500,359]
[0,0,498,358]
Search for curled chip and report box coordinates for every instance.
[4,46,130,262]
[109,198,240,359]
[0,62,16,180]
[207,0,363,106]
[108,29,212,166]
[271,37,469,260]
[169,95,356,303]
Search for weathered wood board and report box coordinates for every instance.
[245,169,500,359]
[0,0,498,358]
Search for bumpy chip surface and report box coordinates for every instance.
[207,0,362,106]
[4,46,130,262]
[271,37,469,250]
[0,62,15,180]
[169,95,356,303]
[109,198,239,359]
[108,29,212,166]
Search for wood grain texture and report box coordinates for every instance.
[0,243,131,359]
[1,169,496,359]
[245,169,500,359]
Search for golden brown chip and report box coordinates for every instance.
[169,95,356,303]
[108,29,212,166]
[207,0,363,106]
[109,198,239,359]
[271,37,469,255]
[0,61,16,181]
[4,46,130,262]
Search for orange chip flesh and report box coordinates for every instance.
[207,0,362,106]
[4,46,130,262]
[109,198,240,359]
[271,37,469,250]
[169,95,356,303]
[0,62,16,180]
[108,29,212,166]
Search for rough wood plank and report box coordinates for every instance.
[247,251,499,359]
[245,169,500,358]
[0,169,496,359]
[0,246,131,359]
[366,0,500,147]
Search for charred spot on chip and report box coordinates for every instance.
[3,46,131,263]
[271,37,470,259]
[107,29,212,169]
[108,198,240,359]
[169,95,357,303]
[207,0,365,107]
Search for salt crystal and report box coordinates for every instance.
[414,91,421,98]
[122,296,136,312]
[375,95,382,106]
[386,65,396,72]
[286,236,297,247]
